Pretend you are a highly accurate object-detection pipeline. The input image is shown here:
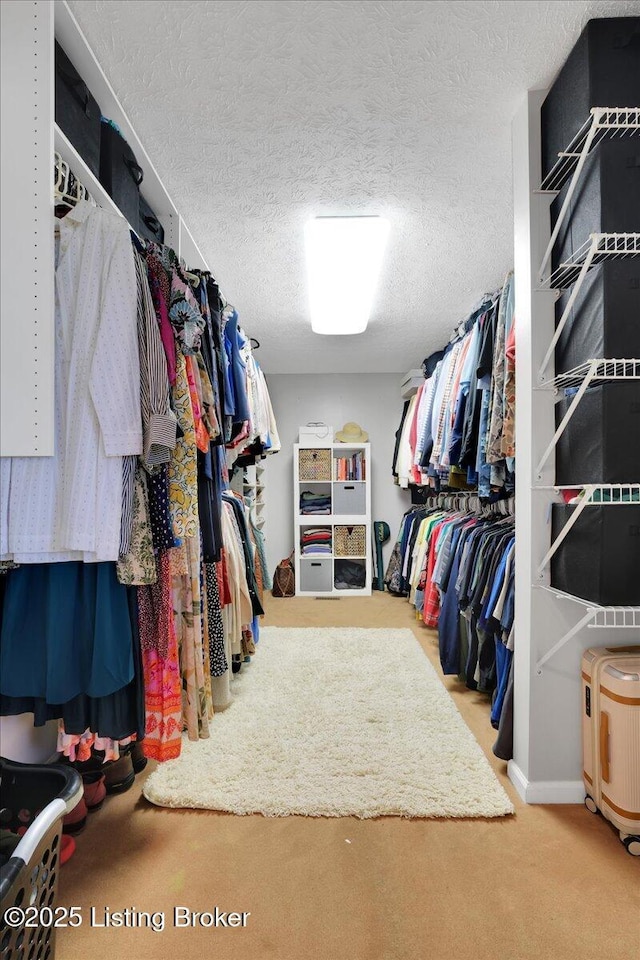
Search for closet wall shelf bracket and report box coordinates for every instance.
[538,233,640,375]
[535,359,640,474]
[537,484,640,575]
[535,587,640,673]
[538,108,640,281]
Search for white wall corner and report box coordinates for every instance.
[508,761,584,804]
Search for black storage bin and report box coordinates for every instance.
[99,120,144,226]
[551,139,640,269]
[541,17,640,180]
[551,503,640,604]
[556,382,640,485]
[555,260,640,372]
[139,194,165,244]
[334,559,366,590]
[55,41,102,177]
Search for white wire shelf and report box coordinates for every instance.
[540,108,640,194]
[535,586,640,672]
[539,234,640,376]
[538,109,640,283]
[545,358,640,393]
[537,485,640,576]
[544,233,640,290]
[535,484,640,495]
[535,361,640,474]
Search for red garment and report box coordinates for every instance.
[140,551,182,762]
[408,384,424,486]
[216,549,232,606]
[185,355,210,453]
[505,322,515,362]
[146,254,177,386]
[423,521,447,628]
[138,551,172,659]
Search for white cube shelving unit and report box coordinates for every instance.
[294,443,372,597]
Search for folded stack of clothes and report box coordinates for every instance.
[301,528,332,555]
[300,490,332,515]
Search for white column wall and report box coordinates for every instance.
[0,0,55,456]
[510,91,630,804]
[263,373,408,578]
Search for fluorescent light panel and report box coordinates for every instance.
[305,216,390,335]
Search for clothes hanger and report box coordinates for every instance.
[54,152,96,213]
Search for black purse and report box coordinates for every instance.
[55,41,102,177]
[138,194,165,244]
[99,120,144,226]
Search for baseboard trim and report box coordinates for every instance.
[507,760,529,801]
[507,761,584,804]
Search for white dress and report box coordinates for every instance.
[2,200,141,563]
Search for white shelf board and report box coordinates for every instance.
[297,515,367,525]
[178,217,209,271]
[54,0,177,220]
[297,589,371,598]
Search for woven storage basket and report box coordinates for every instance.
[298,448,331,481]
[334,525,366,557]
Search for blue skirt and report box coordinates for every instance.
[0,563,134,704]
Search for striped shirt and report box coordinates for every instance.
[133,250,177,472]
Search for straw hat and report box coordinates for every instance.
[335,422,369,443]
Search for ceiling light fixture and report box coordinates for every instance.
[304,216,390,335]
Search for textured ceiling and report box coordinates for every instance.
[69,0,639,374]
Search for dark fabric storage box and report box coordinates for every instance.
[551,138,640,270]
[556,382,640,484]
[99,121,144,226]
[541,17,640,180]
[55,41,102,177]
[551,503,640,604]
[138,194,165,244]
[555,260,640,372]
[334,559,367,590]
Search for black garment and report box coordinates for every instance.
[222,493,264,618]
[392,400,410,478]
[147,466,177,553]
[493,659,514,760]
[204,276,227,447]
[205,563,227,677]
[198,447,224,563]
[422,348,445,379]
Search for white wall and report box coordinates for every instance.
[0,716,58,763]
[263,373,408,579]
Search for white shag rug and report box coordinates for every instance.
[143,627,514,819]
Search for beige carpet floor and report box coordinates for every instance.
[56,593,639,960]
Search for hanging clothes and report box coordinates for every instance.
[0,195,281,765]
[385,497,515,756]
[393,273,515,498]
[2,201,141,563]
